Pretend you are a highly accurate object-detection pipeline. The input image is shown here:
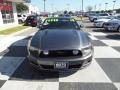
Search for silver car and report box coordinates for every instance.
[94,16,116,28]
[104,15,120,32]
[27,17,93,71]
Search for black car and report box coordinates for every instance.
[27,17,93,71]
[24,15,42,27]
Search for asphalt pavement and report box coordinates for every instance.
[0,19,120,90]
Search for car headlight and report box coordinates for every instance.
[29,46,39,57]
[82,46,92,57]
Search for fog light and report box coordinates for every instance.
[73,50,79,55]
[43,50,49,55]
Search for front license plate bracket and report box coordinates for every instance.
[55,62,68,69]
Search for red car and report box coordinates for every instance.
[24,15,42,27]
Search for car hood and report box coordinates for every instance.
[107,19,120,23]
[31,29,90,50]
[96,19,111,22]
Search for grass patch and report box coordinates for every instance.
[0,25,30,35]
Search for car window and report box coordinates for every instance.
[99,13,108,16]
[23,15,26,17]
[42,18,80,30]
[17,15,21,17]
[116,16,120,20]
[27,16,36,20]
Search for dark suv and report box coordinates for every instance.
[24,15,42,27]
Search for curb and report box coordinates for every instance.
[0,27,32,37]
[10,27,32,36]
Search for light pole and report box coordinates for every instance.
[105,3,108,11]
[67,4,70,11]
[113,0,116,11]
[99,4,101,11]
[43,0,46,12]
[94,4,96,11]
[51,4,54,13]
[81,0,83,12]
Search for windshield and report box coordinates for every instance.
[116,16,120,20]
[105,16,114,19]
[42,18,80,29]
[99,13,108,16]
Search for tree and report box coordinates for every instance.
[64,10,68,15]
[16,3,29,13]
[86,6,93,12]
[68,11,73,15]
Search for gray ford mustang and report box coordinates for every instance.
[27,17,93,71]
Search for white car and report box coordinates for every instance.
[17,14,27,24]
[103,16,120,32]
[94,16,116,28]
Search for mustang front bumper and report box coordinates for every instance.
[104,25,118,31]
[28,54,93,71]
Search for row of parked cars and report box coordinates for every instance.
[89,13,120,32]
[17,14,42,27]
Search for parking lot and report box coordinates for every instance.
[0,18,120,90]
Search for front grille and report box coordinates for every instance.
[40,65,54,69]
[104,23,110,26]
[39,50,82,58]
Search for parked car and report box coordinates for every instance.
[17,14,27,24]
[96,13,110,20]
[89,13,98,22]
[94,16,116,28]
[89,13,109,22]
[27,17,93,71]
[103,15,120,32]
[24,15,42,27]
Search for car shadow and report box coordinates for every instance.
[85,26,98,28]
[105,34,120,40]
[0,36,78,81]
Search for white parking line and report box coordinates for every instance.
[1,81,59,90]
[59,59,112,83]
[0,36,27,52]
[101,40,120,46]
[114,83,120,90]
[89,32,107,36]
[94,46,120,58]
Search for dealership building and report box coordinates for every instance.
[0,0,30,29]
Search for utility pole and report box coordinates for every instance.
[81,0,83,21]
[113,0,116,11]
[43,0,46,12]
[99,4,101,11]
[66,4,70,11]
[105,3,108,11]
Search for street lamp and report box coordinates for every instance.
[43,0,46,12]
[113,0,116,11]
[67,4,70,11]
[99,4,101,11]
[105,3,108,11]
[51,4,54,13]
[81,0,83,12]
